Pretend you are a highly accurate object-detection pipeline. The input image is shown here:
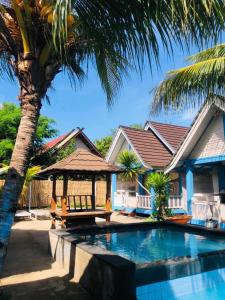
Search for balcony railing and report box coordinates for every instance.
[114,190,138,208]
[137,195,152,209]
[168,195,183,209]
[114,191,184,210]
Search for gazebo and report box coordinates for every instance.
[39,148,120,228]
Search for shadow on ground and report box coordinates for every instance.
[2,228,52,277]
[1,274,91,300]
[1,220,90,300]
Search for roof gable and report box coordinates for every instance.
[106,126,174,169]
[121,126,173,168]
[165,98,225,173]
[44,128,101,157]
[145,121,189,152]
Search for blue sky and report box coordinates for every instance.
[0,45,199,141]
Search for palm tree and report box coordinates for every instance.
[145,172,170,220]
[0,0,224,272]
[152,43,225,112]
[117,150,149,195]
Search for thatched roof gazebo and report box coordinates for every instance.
[39,148,120,228]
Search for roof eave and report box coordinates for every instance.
[165,98,224,174]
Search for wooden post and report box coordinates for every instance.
[50,175,57,212]
[61,174,68,215]
[50,175,57,229]
[91,175,96,210]
[106,174,111,212]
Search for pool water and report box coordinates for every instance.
[136,265,225,300]
[81,227,225,263]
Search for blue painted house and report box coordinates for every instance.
[165,99,225,226]
[106,122,188,215]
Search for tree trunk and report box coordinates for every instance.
[0,92,41,274]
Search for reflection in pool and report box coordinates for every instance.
[81,227,225,264]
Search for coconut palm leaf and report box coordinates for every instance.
[20,165,41,198]
[0,1,223,103]
[152,43,225,112]
[51,0,225,103]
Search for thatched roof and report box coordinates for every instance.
[39,148,120,176]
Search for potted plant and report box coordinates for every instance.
[145,172,191,223]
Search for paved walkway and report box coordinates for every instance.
[0,212,144,299]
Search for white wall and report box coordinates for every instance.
[190,113,225,159]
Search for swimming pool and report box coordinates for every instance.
[49,222,225,300]
[81,226,225,264]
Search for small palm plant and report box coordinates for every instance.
[20,165,41,206]
[145,172,170,220]
[0,164,41,206]
[117,150,149,195]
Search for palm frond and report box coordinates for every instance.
[152,44,225,112]
[50,0,225,104]
[53,1,225,66]
[187,43,225,62]
[0,1,224,105]
[0,51,14,81]
[117,150,143,182]
[20,165,41,198]
[94,50,129,106]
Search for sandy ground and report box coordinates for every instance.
[0,212,144,299]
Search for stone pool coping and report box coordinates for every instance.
[49,221,225,299]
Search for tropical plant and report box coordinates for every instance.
[0,0,224,274]
[95,136,113,158]
[145,172,171,220]
[0,164,40,206]
[117,150,149,194]
[20,165,41,203]
[152,43,225,112]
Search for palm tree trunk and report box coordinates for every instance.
[0,93,41,274]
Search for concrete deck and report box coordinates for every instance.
[0,212,144,299]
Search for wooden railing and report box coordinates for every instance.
[55,195,93,211]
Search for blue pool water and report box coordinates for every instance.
[82,227,225,263]
[136,266,225,300]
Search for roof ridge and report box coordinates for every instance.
[119,125,146,132]
[149,121,189,129]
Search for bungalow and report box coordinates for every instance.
[165,98,225,227]
[106,122,188,214]
[44,127,101,157]
[34,127,102,166]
